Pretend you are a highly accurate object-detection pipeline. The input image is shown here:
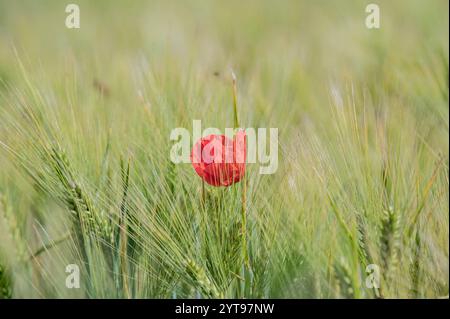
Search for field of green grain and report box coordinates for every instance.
[0,0,448,298]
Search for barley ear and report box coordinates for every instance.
[409,229,421,298]
[0,193,26,261]
[185,258,222,298]
[333,258,355,299]
[356,214,372,268]
[379,207,400,286]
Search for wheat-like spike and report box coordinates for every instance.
[357,214,384,298]
[356,214,371,268]
[409,230,421,298]
[225,221,242,269]
[50,147,112,241]
[0,194,26,261]
[185,258,221,298]
[49,146,116,282]
[379,207,400,279]
[333,258,355,299]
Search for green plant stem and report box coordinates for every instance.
[201,179,206,208]
[231,70,239,128]
[241,174,249,268]
[120,157,131,299]
[29,232,70,260]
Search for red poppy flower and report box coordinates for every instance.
[191,130,246,186]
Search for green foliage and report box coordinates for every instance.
[0,262,12,299]
[0,0,448,299]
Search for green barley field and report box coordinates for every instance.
[0,0,448,299]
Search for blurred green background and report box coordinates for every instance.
[0,0,448,299]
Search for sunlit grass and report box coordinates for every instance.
[0,0,448,298]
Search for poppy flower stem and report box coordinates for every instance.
[201,179,206,208]
[241,173,249,267]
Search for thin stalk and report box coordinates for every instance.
[231,70,240,128]
[231,70,249,268]
[119,157,131,299]
[29,232,71,260]
[241,173,249,268]
[201,179,206,208]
